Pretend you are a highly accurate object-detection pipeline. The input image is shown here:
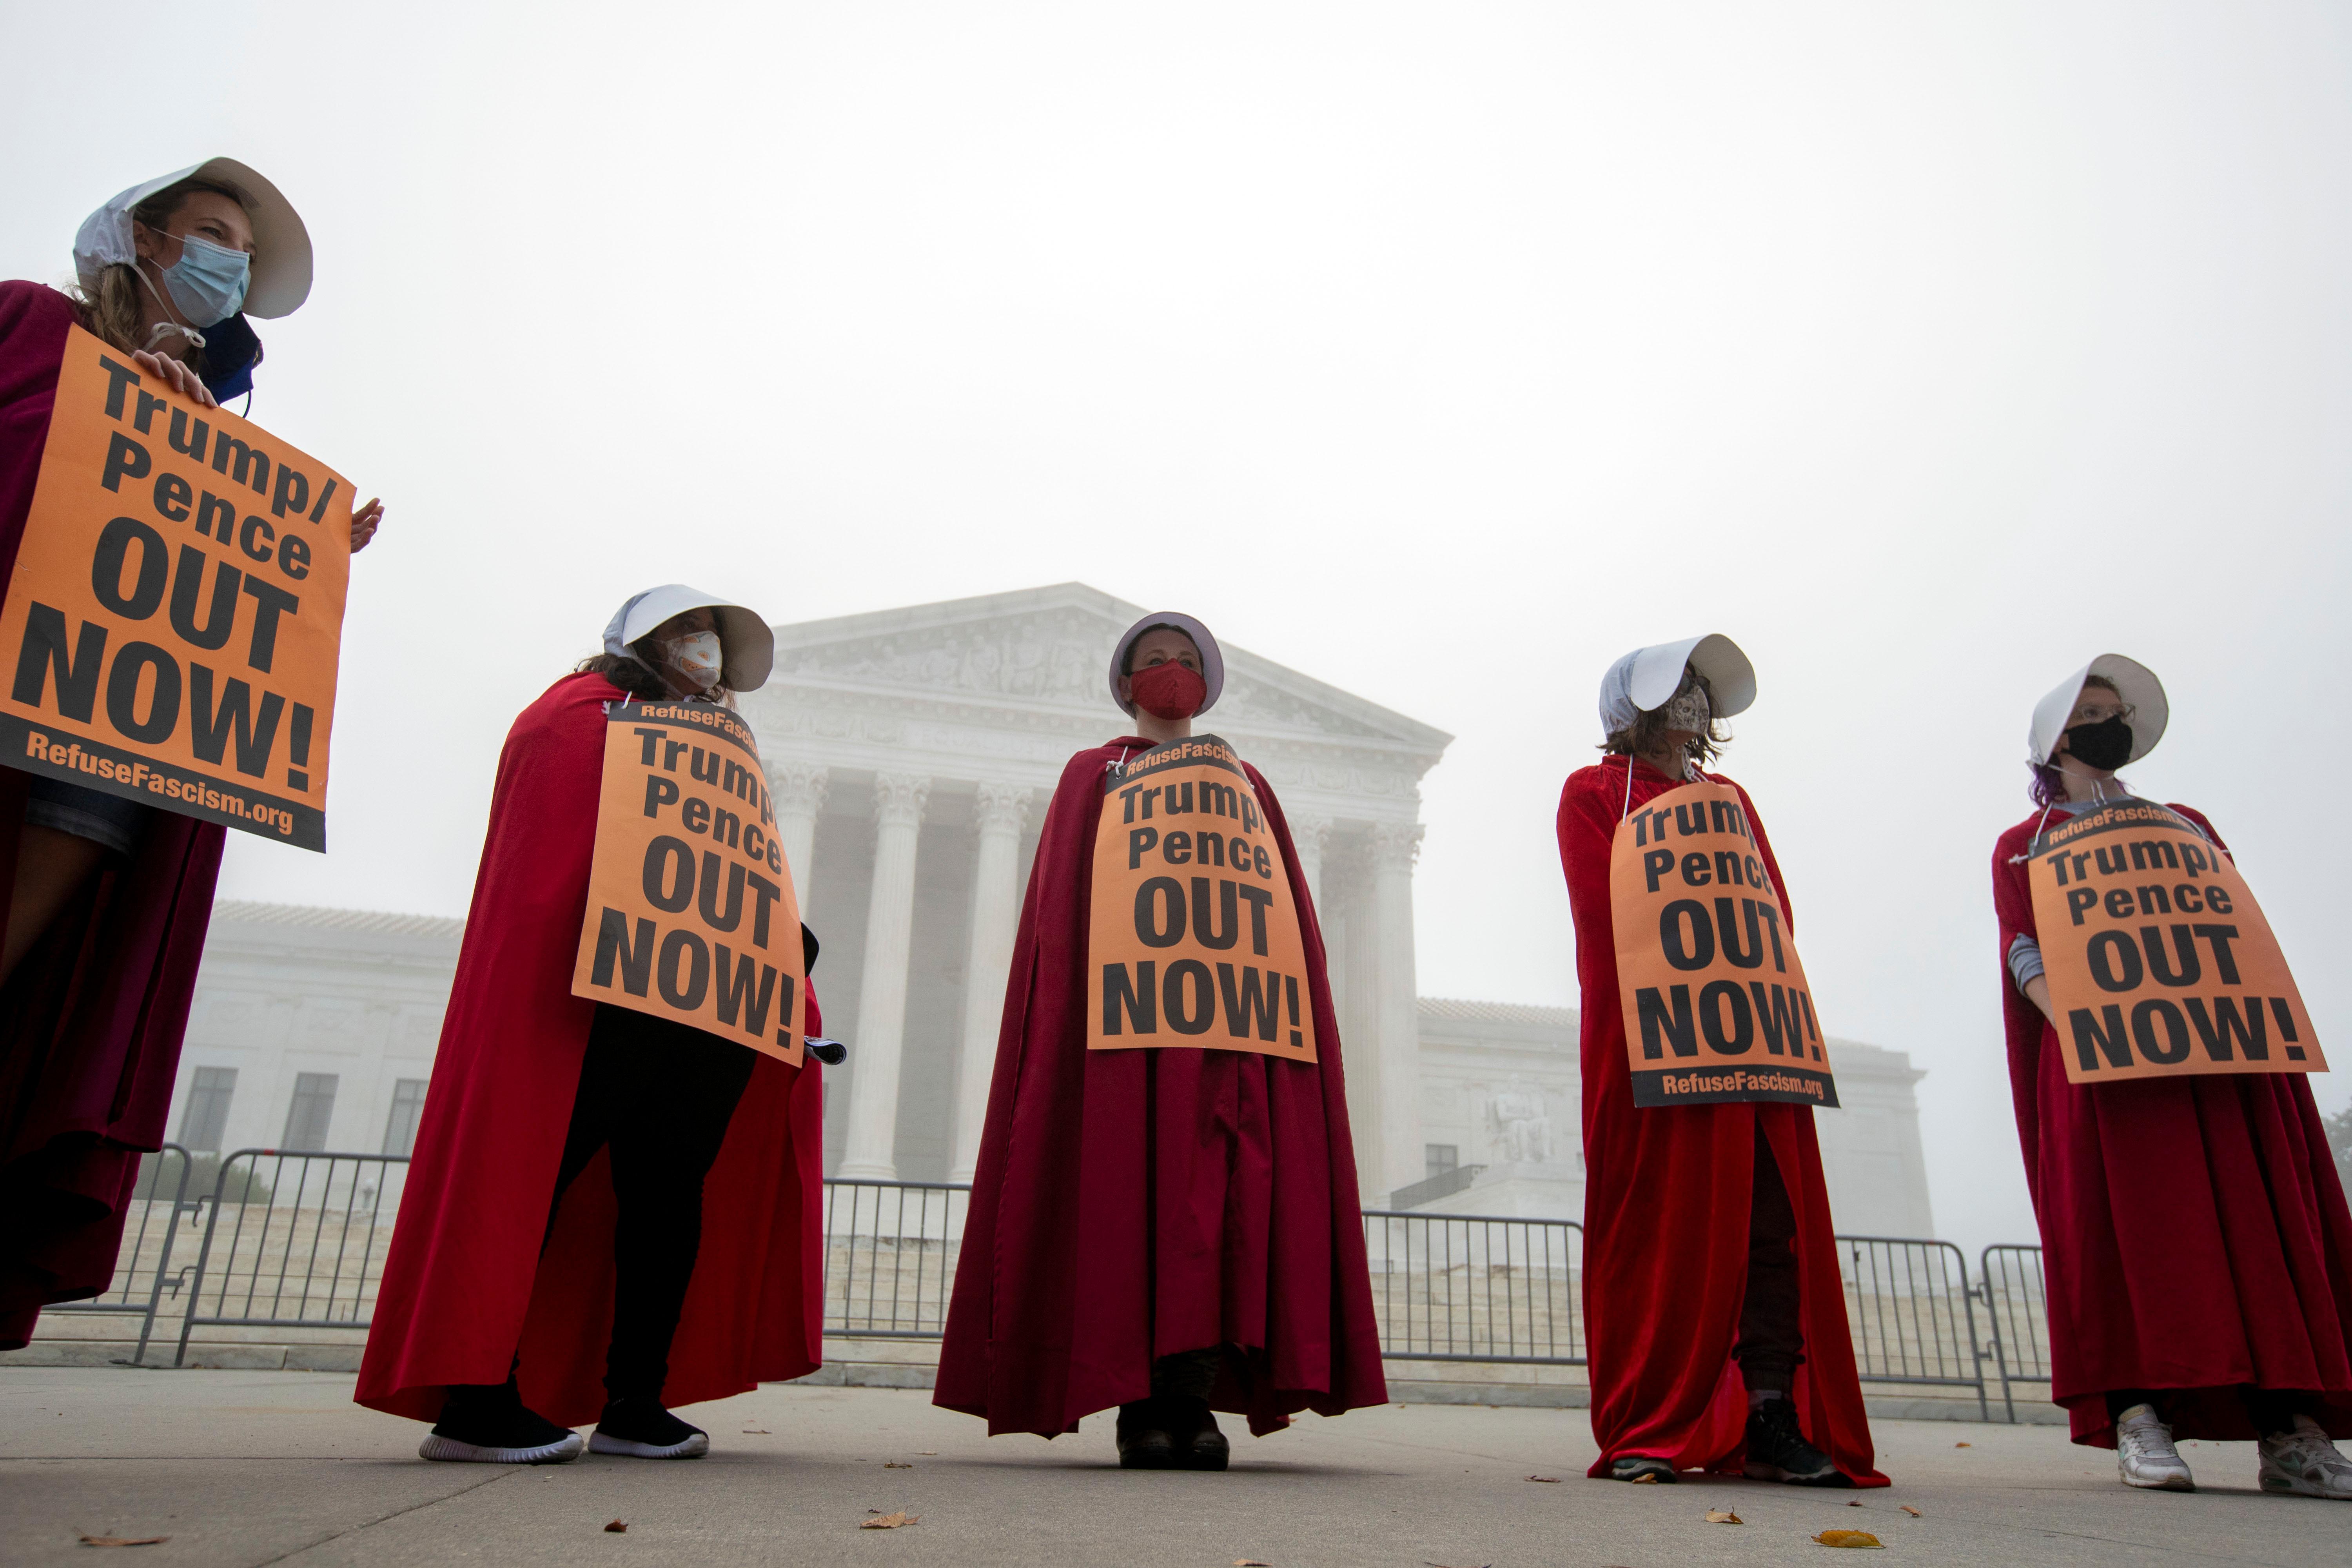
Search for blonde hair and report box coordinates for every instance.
[68,178,254,367]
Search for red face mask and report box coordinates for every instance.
[1129,661,1206,721]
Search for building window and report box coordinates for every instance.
[281,1073,339,1151]
[381,1079,429,1157]
[1425,1144,1459,1182]
[179,1067,238,1152]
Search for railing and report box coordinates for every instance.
[1362,1209,1583,1364]
[822,1179,968,1339]
[36,1160,2060,1425]
[173,1149,407,1367]
[40,1143,196,1366]
[1976,1243,2051,1425]
[1836,1236,1990,1421]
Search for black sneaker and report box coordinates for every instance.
[421,1384,583,1464]
[590,1398,710,1459]
[1116,1399,1178,1470]
[1608,1455,1679,1483]
[1160,1395,1230,1472]
[1744,1398,1842,1485]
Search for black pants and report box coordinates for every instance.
[1735,1136,1804,1391]
[543,1004,756,1403]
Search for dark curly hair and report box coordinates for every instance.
[1600,668,1731,768]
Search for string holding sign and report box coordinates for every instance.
[2026,800,2323,1085]
[1608,778,1839,1109]
[0,327,352,850]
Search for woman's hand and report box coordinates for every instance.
[350,498,383,554]
[129,349,217,408]
[2023,974,2058,1027]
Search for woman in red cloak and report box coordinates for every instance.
[0,159,381,1348]
[1557,634,1884,1488]
[935,611,1386,1468]
[1993,654,2352,1499]
[356,587,825,1465]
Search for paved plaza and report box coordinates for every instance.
[1,1367,2345,1566]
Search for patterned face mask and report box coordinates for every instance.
[1659,687,1711,733]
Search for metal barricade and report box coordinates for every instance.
[822,1179,969,1339]
[173,1149,407,1367]
[1361,1209,1584,1364]
[41,1143,195,1366]
[1836,1236,1990,1420]
[1976,1243,2050,1424]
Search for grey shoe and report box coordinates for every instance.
[2114,1403,2194,1492]
[2258,1415,2352,1500]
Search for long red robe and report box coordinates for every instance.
[356,673,825,1426]
[935,736,1386,1437]
[1994,803,2352,1446]
[1559,756,1886,1485]
[0,281,224,1348]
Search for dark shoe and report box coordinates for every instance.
[1608,1455,1678,1483]
[1160,1395,1229,1472]
[1116,1399,1178,1470]
[590,1398,710,1459]
[1744,1398,1842,1485]
[421,1384,582,1464]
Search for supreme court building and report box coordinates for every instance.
[157,584,1938,1233]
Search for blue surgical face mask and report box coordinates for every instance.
[156,232,250,328]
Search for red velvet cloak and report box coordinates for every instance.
[1994,803,2352,1446]
[935,737,1387,1437]
[1559,756,1886,1485]
[0,281,224,1348]
[356,673,825,1425]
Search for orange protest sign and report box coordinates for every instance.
[1610,780,1837,1108]
[569,701,806,1065]
[2026,800,2322,1085]
[0,326,351,850]
[1087,735,1316,1061]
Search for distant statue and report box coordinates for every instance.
[1489,1078,1555,1165]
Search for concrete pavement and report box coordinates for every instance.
[1,1367,2344,1566]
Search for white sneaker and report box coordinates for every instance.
[2258,1415,2352,1500]
[2114,1403,2194,1491]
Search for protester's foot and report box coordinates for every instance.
[1743,1398,1843,1485]
[420,1387,582,1464]
[2258,1415,2352,1500]
[1607,1455,1678,1483]
[1160,1395,1229,1472]
[589,1399,710,1459]
[2114,1403,2194,1491]
[1116,1399,1178,1470]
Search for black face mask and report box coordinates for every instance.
[2063,716,2134,771]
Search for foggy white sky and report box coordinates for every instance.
[8,2,2350,1253]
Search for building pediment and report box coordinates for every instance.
[764,583,1450,764]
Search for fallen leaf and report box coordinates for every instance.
[1629,1473,1660,1484]
[1704,1509,1742,1524]
[884,1461,913,1468]
[1953,1441,1971,1448]
[1524,1474,1561,1483]
[861,1513,919,1530]
[77,1539,170,1549]
[603,1521,627,1534]
[1813,1530,1884,1549]
[1236,1561,1272,1566]
[1899,1506,1921,1517]
[741,1428,772,1435]
[1846,1499,1864,1506]
[916,1451,937,1455]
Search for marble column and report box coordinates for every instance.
[1369,820,1427,1202]
[1289,813,1332,922]
[837,773,931,1180]
[1338,842,1388,1200]
[949,782,1033,1183]
[766,762,829,916]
